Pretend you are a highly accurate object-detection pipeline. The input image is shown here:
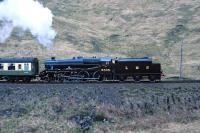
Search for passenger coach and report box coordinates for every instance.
[0,58,39,82]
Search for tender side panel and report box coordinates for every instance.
[114,61,153,75]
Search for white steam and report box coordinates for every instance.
[0,0,56,46]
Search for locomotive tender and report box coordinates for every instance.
[0,56,163,82]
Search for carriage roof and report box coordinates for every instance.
[0,58,38,63]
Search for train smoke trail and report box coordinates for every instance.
[0,0,56,46]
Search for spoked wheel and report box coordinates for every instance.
[54,74,61,83]
[93,71,102,81]
[78,71,89,81]
[43,73,54,83]
[119,76,126,81]
[58,76,64,83]
[149,75,155,82]
[133,75,142,82]
[15,77,20,83]
[23,77,31,83]
[45,77,51,83]
[8,78,15,83]
[56,74,64,83]
[64,72,71,81]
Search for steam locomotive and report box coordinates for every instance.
[0,56,163,82]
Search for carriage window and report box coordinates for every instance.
[0,64,3,70]
[146,66,150,70]
[18,64,22,70]
[136,66,139,70]
[8,64,15,70]
[24,63,29,71]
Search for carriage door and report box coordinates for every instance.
[24,63,29,71]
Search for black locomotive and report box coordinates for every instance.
[39,56,163,82]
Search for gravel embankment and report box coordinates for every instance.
[0,83,200,132]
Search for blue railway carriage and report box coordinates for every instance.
[0,58,39,82]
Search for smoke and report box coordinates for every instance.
[0,0,56,46]
[0,21,13,43]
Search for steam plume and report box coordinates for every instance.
[0,0,56,46]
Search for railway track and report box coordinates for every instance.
[0,79,199,84]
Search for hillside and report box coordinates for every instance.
[0,0,200,78]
